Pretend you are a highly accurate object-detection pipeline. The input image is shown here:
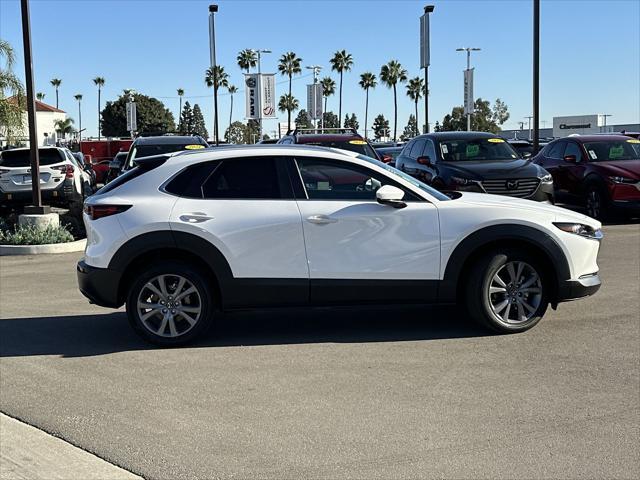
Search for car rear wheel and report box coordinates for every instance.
[465,249,549,333]
[126,262,214,346]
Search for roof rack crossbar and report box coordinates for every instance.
[289,127,359,136]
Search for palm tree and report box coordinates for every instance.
[205,66,229,143]
[36,92,45,101]
[329,50,353,127]
[74,94,83,141]
[380,60,408,142]
[227,85,237,132]
[277,52,303,131]
[406,77,425,137]
[0,40,25,144]
[320,77,336,129]
[237,49,257,72]
[177,88,184,116]
[359,72,377,139]
[0,40,22,94]
[93,77,105,140]
[50,78,62,108]
[54,117,74,140]
[278,94,299,132]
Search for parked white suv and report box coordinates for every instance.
[0,146,93,211]
[77,145,603,345]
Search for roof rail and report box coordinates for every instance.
[290,127,359,136]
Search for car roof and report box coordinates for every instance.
[560,135,634,142]
[417,131,501,141]
[134,135,207,145]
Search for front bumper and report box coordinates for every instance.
[77,260,123,308]
[557,273,601,302]
[444,179,555,203]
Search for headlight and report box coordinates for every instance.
[554,222,603,240]
[450,176,473,185]
[609,176,636,184]
[540,173,552,182]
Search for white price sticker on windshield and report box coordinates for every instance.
[441,144,449,154]
[588,150,598,160]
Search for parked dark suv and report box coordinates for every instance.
[107,135,209,181]
[395,132,554,202]
[277,128,382,160]
[533,135,640,219]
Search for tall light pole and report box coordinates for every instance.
[306,65,322,129]
[208,4,219,145]
[533,0,540,152]
[602,114,612,131]
[250,48,271,140]
[456,47,481,131]
[20,0,47,213]
[421,5,434,133]
[525,115,533,140]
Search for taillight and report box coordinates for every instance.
[52,164,74,178]
[83,204,131,220]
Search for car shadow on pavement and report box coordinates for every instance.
[0,305,489,358]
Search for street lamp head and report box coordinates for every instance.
[456,48,465,51]
[424,5,435,13]
[209,4,218,13]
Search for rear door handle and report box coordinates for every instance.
[179,212,213,223]
[306,214,337,225]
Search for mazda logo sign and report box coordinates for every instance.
[506,180,519,190]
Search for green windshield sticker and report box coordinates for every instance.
[609,145,624,159]
[466,144,480,157]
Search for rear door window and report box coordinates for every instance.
[563,142,583,162]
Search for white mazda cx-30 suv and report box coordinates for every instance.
[77,145,602,345]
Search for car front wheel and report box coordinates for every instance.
[585,185,609,220]
[465,250,549,333]
[126,262,214,346]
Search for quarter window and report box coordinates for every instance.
[409,139,426,159]
[547,141,566,159]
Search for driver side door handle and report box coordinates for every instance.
[306,214,338,225]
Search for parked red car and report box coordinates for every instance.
[533,135,640,219]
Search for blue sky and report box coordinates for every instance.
[1,0,639,139]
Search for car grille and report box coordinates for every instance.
[481,178,540,198]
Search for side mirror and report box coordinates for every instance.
[376,185,407,209]
[416,155,431,166]
[563,154,577,163]
[381,154,393,164]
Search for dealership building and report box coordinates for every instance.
[500,114,639,140]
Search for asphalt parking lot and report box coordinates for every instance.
[1,223,639,479]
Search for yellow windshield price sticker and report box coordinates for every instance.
[487,138,505,143]
[627,139,640,144]
[185,144,205,150]
[349,140,368,145]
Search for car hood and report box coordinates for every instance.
[594,159,640,179]
[454,192,600,228]
[440,158,542,179]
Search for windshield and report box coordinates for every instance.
[438,138,519,161]
[305,139,379,159]
[0,149,65,167]
[357,155,450,201]
[583,140,640,161]
[125,143,206,169]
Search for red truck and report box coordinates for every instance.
[80,139,133,185]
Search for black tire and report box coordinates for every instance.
[585,184,610,221]
[464,249,549,334]
[126,261,215,346]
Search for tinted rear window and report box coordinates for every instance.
[125,142,207,169]
[0,149,64,167]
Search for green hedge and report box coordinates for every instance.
[0,224,75,245]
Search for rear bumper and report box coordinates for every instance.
[77,260,123,308]
[556,273,601,302]
[1,180,77,206]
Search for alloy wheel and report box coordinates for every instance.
[136,274,202,338]
[487,261,542,325]
[586,190,601,219]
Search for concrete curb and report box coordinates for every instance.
[0,413,142,480]
[0,239,86,256]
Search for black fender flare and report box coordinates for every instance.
[439,224,571,302]
[108,230,234,303]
